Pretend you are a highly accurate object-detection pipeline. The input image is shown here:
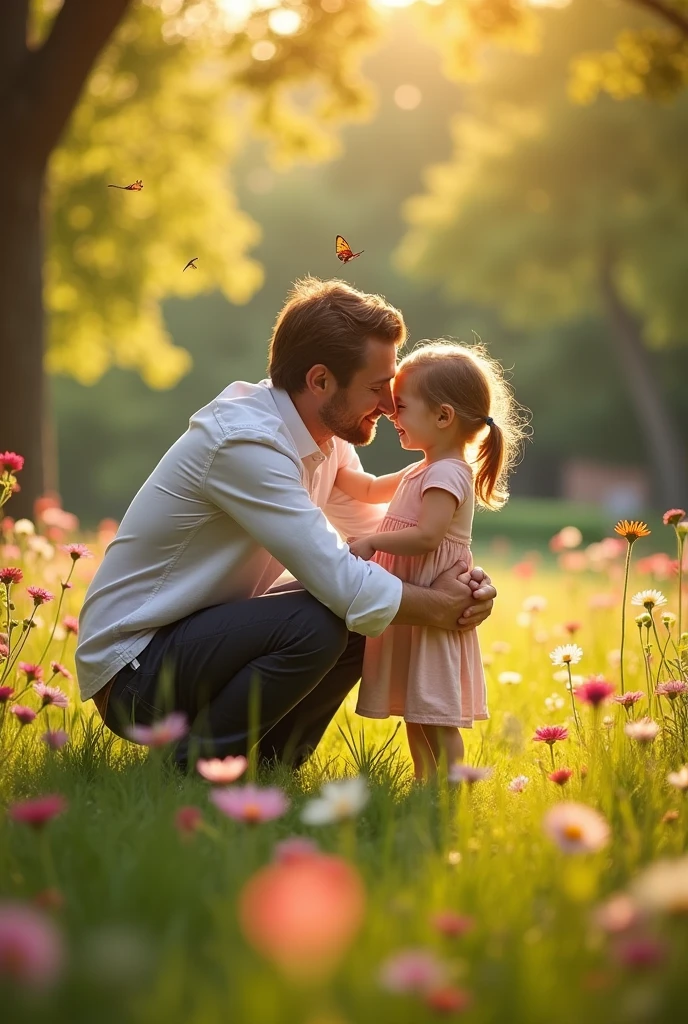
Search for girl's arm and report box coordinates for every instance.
[335,464,414,504]
[370,488,459,556]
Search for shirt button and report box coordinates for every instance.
[313,454,326,464]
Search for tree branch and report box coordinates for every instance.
[17,0,132,166]
[627,0,688,36]
[0,0,29,95]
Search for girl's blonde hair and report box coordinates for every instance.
[397,340,530,510]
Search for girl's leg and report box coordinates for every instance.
[406,722,437,780]
[435,725,465,768]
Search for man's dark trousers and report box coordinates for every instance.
[102,582,366,768]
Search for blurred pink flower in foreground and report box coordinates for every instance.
[575,677,616,708]
[612,935,666,970]
[613,691,645,708]
[592,893,641,934]
[543,802,610,854]
[624,718,660,743]
[174,806,203,837]
[210,784,289,824]
[0,685,14,702]
[533,725,568,746]
[430,910,474,937]
[630,855,688,914]
[19,662,43,682]
[239,853,365,981]
[448,764,492,785]
[9,795,67,829]
[11,705,36,726]
[126,712,188,747]
[0,903,64,987]
[62,616,79,635]
[425,986,472,1013]
[667,765,688,791]
[273,837,320,865]
[41,730,69,751]
[379,949,449,993]
[33,683,69,708]
[196,755,247,784]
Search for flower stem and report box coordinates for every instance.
[38,563,76,667]
[619,543,632,694]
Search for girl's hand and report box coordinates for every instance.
[350,536,377,560]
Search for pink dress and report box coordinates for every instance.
[356,459,488,728]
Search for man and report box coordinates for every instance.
[77,277,496,768]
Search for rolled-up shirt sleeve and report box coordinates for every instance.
[203,438,402,636]
[324,443,389,540]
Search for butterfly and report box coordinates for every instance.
[107,179,143,191]
[336,235,364,263]
[183,257,198,272]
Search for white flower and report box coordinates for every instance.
[13,518,35,537]
[631,855,688,914]
[550,644,583,667]
[508,775,529,793]
[448,764,493,785]
[543,802,610,854]
[631,590,667,611]
[545,693,565,712]
[523,595,548,614]
[498,671,522,685]
[516,612,532,628]
[27,535,54,560]
[559,526,583,549]
[667,765,688,791]
[491,640,511,655]
[624,717,660,743]
[300,775,369,825]
[552,670,583,690]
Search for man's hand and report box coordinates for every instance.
[429,564,496,632]
[350,536,376,561]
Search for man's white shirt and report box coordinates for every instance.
[76,380,402,700]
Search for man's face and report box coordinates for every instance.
[319,338,398,446]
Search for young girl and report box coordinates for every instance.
[335,341,526,779]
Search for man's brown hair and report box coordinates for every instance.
[268,277,407,393]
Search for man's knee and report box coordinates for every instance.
[294,595,349,664]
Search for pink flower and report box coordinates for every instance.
[33,683,69,708]
[575,677,616,708]
[62,616,79,635]
[379,949,449,993]
[564,621,582,636]
[19,662,43,682]
[26,586,54,606]
[0,685,14,702]
[210,784,289,824]
[655,680,688,700]
[448,763,492,785]
[425,986,472,1013]
[548,768,574,786]
[663,508,686,526]
[543,802,610,854]
[0,643,8,660]
[273,837,321,865]
[430,910,474,937]
[0,566,23,585]
[196,755,247,784]
[508,775,529,793]
[0,903,64,988]
[0,452,24,474]
[125,712,188,747]
[11,705,36,726]
[533,725,569,746]
[174,806,203,836]
[239,854,365,981]
[612,935,666,970]
[61,543,92,561]
[41,730,69,750]
[624,717,660,743]
[613,691,645,707]
[592,894,641,934]
[9,795,67,829]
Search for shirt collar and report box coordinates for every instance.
[268,384,334,461]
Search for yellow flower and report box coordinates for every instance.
[614,520,651,544]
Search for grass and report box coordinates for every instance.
[1,516,687,1024]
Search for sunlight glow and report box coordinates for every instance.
[268,8,302,35]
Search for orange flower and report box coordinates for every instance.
[614,520,650,544]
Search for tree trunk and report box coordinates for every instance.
[599,258,688,508]
[0,161,47,519]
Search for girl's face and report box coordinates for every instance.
[390,372,442,451]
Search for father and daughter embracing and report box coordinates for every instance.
[76,277,527,779]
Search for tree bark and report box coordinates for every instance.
[0,0,131,518]
[599,257,688,508]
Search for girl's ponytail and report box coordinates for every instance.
[475,418,507,511]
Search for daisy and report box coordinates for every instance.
[498,671,522,685]
[631,590,667,611]
[550,644,583,667]
[543,802,610,854]
[301,776,369,825]
[631,855,688,915]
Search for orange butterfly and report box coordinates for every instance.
[108,179,143,191]
[336,235,364,263]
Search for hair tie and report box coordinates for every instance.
[484,416,494,427]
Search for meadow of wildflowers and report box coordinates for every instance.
[1,452,687,1024]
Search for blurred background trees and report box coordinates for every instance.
[3,0,687,525]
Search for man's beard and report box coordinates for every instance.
[320,389,378,446]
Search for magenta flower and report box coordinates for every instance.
[49,661,72,681]
[575,677,616,708]
[0,903,64,988]
[548,768,574,786]
[11,705,36,726]
[196,755,248,784]
[175,806,203,836]
[62,616,79,635]
[0,685,14,702]
[0,452,24,474]
[19,662,43,683]
[655,680,688,700]
[126,712,188,747]
[9,795,67,829]
[26,586,54,606]
[41,730,69,751]
[613,935,666,970]
[379,949,449,993]
[33,683,69,709]
[0,566,23,585]
[210,784,289,824]
[61,543,92,561]
[533,725,569,746]
[613,691,645,708]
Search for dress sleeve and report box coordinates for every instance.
[419,461,473,506]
